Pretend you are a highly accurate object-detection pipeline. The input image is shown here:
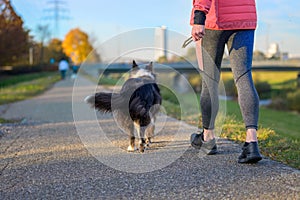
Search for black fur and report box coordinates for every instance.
[85,60,162,152]
[85,92,113,112]
[128,80,161,126]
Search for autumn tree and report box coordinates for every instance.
[0,0,29,66]
[62,28,98,64]
[44,38,66,63]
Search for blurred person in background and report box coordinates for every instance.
[58,58,69,80]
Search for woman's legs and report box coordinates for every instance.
[193,29,261,162]
[227,30,259,142]
[226,30,262,163]
[190,30,226,154]
[200,30,230,141]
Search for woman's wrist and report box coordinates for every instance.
[193,10,206,25]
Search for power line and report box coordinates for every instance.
[43,0,70,38]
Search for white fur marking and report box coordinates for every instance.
[127,145,135,152]
[131,69,155,80]
[84,95,94,104]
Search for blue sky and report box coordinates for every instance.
[11,0,300,57]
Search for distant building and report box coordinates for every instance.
[154,26,167,61]
[266,43,280,59]
[281,52,289,61]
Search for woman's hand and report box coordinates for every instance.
[192,25,205,41]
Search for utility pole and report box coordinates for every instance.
[29,47,33,65]
[266,23,270,54]
[43,0,70,38]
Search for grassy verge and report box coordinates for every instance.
[226,100,299,140]
[0,118,19,123]
[79,70,124,86]
[220,71,299,168]
[159,83,299,169]
[162,98,299,169]
[0,72,60,105]
[221,71,298,85]
[221,118,299,169]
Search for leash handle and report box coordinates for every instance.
[182,36,193,48]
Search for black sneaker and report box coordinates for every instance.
[190,131,217,155]
[238,142,262,164]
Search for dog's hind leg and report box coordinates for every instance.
[126,122,135,152]
[146,107,159,146]
[134,120,146,153]
[145,122,155,146]
[139,127,146,153]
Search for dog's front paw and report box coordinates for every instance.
[138,144,145,153]
[127,145,136,152]
[145,138,152,147]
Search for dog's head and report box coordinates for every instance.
[130,60,156,80]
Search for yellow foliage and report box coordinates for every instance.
[49,38,63,52]
[62,28,93,65]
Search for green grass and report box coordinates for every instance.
[163,98,300,169]
[99,75,123,85]
[221,71,298,85]
[0,72,60,105]
[79,70,125,86]
[0,72,56,88]
[0,118,19,123]
[221,71,299,169]
[225,93,299,140]
[224,100,299,169]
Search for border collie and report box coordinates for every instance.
[85,60,162,152]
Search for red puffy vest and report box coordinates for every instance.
[190,0,257,30]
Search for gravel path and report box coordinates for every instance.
[0,76,299,199]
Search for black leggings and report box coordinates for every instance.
[200,29,259,130]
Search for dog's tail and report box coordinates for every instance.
[85,92,123,112]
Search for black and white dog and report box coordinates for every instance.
[85,61,162,152]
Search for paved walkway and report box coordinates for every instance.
[0,76,299,199]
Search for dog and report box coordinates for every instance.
[85,60,162,153]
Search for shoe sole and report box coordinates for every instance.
[191,135,218,155]
[191,142,201,149]
[206,149,218,155]
[191,142,218,155]
[238,156,262,164]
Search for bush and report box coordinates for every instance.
[160,86,179,105]
[0,64,57,75]
[255,81,272,99]
[188,74,202,92]
[0,72,58,88]
[223,79,237,97]
[222,79,273,99]
[268,97,288,110]
[287,89,300,112]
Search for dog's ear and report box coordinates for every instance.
[146,61,153,71]
[132,60,138,69]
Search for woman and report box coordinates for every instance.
[189,0,262,163]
